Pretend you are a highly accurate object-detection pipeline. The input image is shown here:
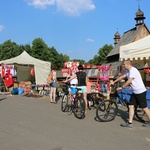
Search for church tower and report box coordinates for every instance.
[134,1,146,26]
[114,30,121,45]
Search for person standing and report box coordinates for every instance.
[112,60,150,127]
[69,72,78,99]
[64,64,88,111]
[86,77,93,110]
[49,69,57,104]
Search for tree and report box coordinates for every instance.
[21,44,32,54]
[0,38,113,70]
[72,59,85,65]
[31,38,50,61]
[88,44,113,65]
[0,40,20,60]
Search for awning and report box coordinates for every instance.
[120,35,150,61]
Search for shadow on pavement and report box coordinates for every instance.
[117,108,128,122]
[0,97,7,101]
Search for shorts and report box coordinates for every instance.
[51,81,57,88]
[87,93,92,101]
[78,86,87,93]
[129,91,147,108]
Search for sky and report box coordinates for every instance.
[0,0,150,62]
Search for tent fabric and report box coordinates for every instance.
[120,35,150,61]
[17,65,35,83]
[0,51,51,85]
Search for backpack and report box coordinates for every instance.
[47,73,53,84]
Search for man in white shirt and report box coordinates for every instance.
[112,60,150,128]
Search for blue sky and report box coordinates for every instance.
[0,0,150,62]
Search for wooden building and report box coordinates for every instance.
[106,6,150,77]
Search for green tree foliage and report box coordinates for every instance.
[31,38,50,61]
[31,39,70,70]
[57,53,70,69]
[22,44,32,54]
[0,40,20,60]
[0,38,71,70]
[88,44,113,65]
[0,38,113,70]
[72,59,85,65]
[62,54,70,62]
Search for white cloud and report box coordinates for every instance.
[86,38,94,42]
[26,0,55,9]
[0,25,4,32]
[56,0,96,16]
[26,0,96,16]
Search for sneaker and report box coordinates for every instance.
[120,122,133,128]
[142,121,150,127]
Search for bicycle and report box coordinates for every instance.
[61,83,86,119]
[96,85,150,122]
[90,92,106,108]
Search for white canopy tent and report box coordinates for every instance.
[0,51,51,85]
[120,35,150,61]
[120,35,150,81]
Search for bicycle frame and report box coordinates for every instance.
[61,83,86,119]
[96,88,150,122]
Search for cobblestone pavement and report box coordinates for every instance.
[0,94,150,150]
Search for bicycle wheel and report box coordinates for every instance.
[135,107,149,123]
[61,94,69,112]
[96,100,118,122]
[73,97,86,119]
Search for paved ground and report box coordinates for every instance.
[0,94,150,150]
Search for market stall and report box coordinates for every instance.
[120,35,150,85]
[0,51,51,85]
[0,51,51,94]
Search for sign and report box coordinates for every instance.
[61,68,70,77]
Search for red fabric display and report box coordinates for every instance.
[5,69,10,75]
[144,69,149,74]
[30,68,35,76]
[4,74,14,87]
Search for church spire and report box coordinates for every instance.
[114,28,120,45]
[134,0,145,26]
